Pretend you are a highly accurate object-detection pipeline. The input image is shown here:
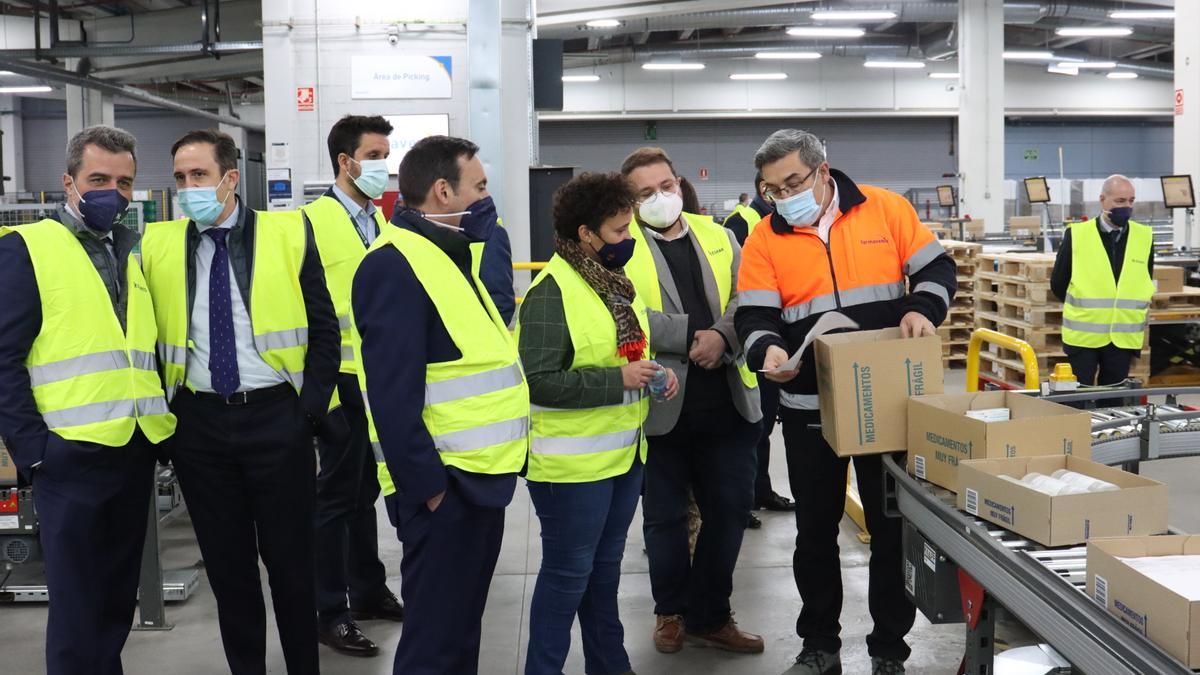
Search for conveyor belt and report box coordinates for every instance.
[886,395,1200,674]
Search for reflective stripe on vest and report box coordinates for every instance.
[517,254,650,484]
[303,195,390,376]
[626,214,757,389]
[1062,219,1154,350]
[0,219,176,446]
[142,212,318,403]
[356,228,530,497]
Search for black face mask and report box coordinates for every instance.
[590,235,636,270]
[73,186,129,234]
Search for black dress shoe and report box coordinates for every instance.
[318,619,379,657]
[746,512,762,529]
[756,491,796,512]
[350,590,405,622]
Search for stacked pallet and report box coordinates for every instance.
[939,240,980,368]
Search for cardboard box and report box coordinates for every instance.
[956,455,1168,546]
[0,440,15,487]
[1009,215,1042,239]
[1155,266,1186,294]
[1087,535,1200,668]
[962,219,985,241]
[907,391,1090,492]
[815,328,943,456]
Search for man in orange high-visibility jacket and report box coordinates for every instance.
[734,129,956,675]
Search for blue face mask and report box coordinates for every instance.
[774,175,826,227]
[73,185,129,234]
[424,196,498,243]
[350,158,389,200]
[591,235,636,270]
[179,173,232,226]
[1107,206,1133,227]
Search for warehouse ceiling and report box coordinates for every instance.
[541,0,1177,79]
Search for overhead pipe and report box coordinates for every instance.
[0,57,264,130]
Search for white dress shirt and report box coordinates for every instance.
[186,203,286,393]
[331,184,380,247]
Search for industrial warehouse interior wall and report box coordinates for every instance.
[261,0,471,209]
[538,118,1173,216]
[557,58,1174,118]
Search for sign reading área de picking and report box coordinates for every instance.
[351,55,453,99]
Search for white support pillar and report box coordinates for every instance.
[1174,1,1200,248]
[957,0,1005,233]
[0,95,23,198]
[65,85,85,139]
[500,0,534,271]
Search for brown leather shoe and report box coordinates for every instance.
[685,615,765,654]
[653,614,684,654]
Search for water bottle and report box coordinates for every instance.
[648,363,669,402]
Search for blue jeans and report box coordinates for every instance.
[525,462,644,675]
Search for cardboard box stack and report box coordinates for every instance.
[1087,535,1200,668]
[906,390,1091,492]
[936,240,979,370]
[814,328,944,457]
[1008,216,1042,242]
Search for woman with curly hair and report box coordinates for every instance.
[516,172,679,675]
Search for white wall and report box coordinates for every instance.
[554,59,1175,118]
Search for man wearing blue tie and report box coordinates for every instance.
[140,129,342,675]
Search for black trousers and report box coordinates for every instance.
[169,386,319,675]
[1066,344,1136,386]
[755,376,781,501]
[385,481,505,675]
[643,407,759,632]
[314,374,388,625]
[782,408,915,661]
[33,431,156,675]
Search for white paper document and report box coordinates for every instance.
[1117,554,1200,601]
[761,311,860,374]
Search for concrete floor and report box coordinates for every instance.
[3,370,1199,674]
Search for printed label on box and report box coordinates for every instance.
[905,560,916,596]
[1094,574,1108,606]
[914,454,927,479]
[923,542,937,572]
[984,497,1015,525]
[1114,597,1149,636]
[966,488,979,515]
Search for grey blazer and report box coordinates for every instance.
[641,223,763,436]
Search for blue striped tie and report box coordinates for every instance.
[205,228,241,398]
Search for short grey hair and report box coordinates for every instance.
[66,125,137,178]
[754,129,826,171]
[1101,174,1133,196]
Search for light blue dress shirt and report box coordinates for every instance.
[331,184,380,247]
[186,203,285,393]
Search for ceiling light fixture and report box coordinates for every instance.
[755,51,822,60]
[585,19,621,28]
[1109,10,1174,20]
[1002,50,1056,60]
[641,62,706,71]
[1057,61,1116,69]
[1054,26,1133,37]
[0,85,51,93]
[561,75,600,82]
[1047,64,1079,76]
[730,73,788,81]
[928,72,960,79]
[810,10,897,21]
[787,26,866,38]
[864,59,926,69]
[1107,71,1139,79]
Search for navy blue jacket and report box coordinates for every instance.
[353,207,518,512]
[481,223,516,325]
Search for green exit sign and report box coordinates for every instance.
[1024,149,1039,161]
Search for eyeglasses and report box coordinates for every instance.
[764,166,820,201]
[636,177,680,204]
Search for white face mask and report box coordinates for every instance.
[638,190,684,230]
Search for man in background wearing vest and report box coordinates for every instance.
[352,135,527,674]
[620,147,766,656]
[736,129,957,675]
[302,114,403,658]
[1051,174,1155,393]
[0,126,176,674]
[141,129,341,675]
[722,171,795,516]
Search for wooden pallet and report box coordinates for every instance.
[941,240,982,261]
[974,272,1057,305]
[978,252,1056,283]
[1151,286,1200,311]
[975,293,1063,327]
[937,324,974,343]
[974,312,1063,352]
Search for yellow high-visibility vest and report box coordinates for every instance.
[516,254,650,483]
[626,212,758,389]
[141,212,312,401]
[1062,218,1155,350]
[0,219,176,445]
[301,194,390,375]
[726,203,765,234]
[353,227,529,496]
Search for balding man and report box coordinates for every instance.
[1051,175,1155,388]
